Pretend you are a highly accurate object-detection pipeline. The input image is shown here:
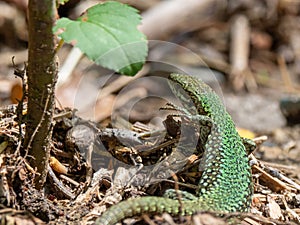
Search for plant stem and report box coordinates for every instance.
[25,0,58,189]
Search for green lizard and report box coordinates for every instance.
[95,73,254,225]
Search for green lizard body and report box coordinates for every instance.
[95,73,253,225]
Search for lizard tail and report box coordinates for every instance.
[95,196,184,225]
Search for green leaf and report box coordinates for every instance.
[54,1,147,76]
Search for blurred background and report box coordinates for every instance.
[0,0,300,164]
